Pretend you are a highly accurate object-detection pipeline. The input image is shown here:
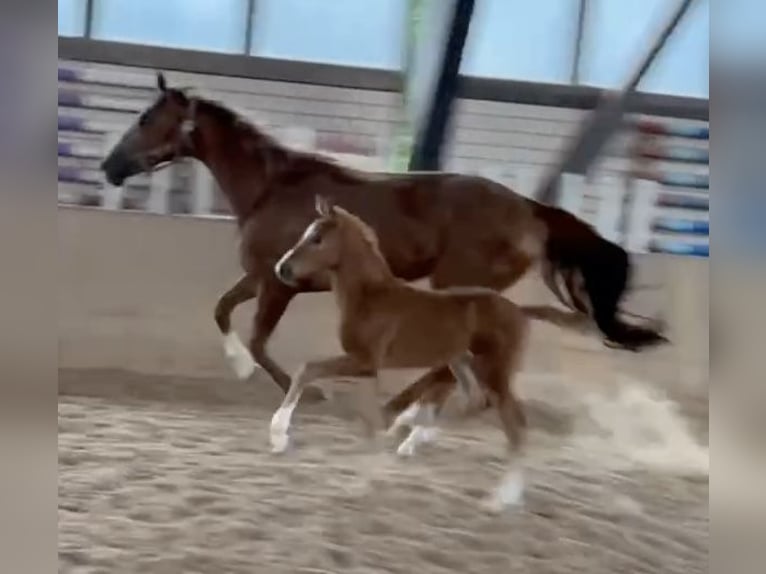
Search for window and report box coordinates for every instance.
[641,0,709,98]
[58,0,87,37]
[91,0,248,53]
[580,0,668,88]
[580,0,709,97]
[250,0,407,69]
[460,0,579,83]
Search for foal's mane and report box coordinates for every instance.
[333,207,387,265]
[194,97,366,185]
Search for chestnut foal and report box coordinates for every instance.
[270,197,531,508]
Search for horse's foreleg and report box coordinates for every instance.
[270,355,373,453]
[215,274,258,379]
[249,278,296,394]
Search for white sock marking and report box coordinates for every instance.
[387,402,420,435]
[270,406,294,453]
[396,425,439,457]
[222,331,257,380]
[449,357,482,409]
[482,467,525,512]
[389,401,436,435]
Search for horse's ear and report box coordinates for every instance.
[315,195,335,217]
[156,72,167,92]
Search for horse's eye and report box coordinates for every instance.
[138,113,149,127]
[310,234,323,245]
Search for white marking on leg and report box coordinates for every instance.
[396,421,439,457]
[396,426,421,456]
[449,357,482,409]
[270,405,295,453]
[481,466,525,512]
[386,401,423,436]
[222,331,257,379]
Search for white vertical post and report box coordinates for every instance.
[559,172,586,217]
[191,161,214,216]
[516,166,541,199]
[595,178,624,244]
[627,178,660,253]
[148,167,171,214]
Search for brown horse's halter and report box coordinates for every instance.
[138,97,198,174]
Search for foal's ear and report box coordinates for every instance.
[156,71,167,92]
[315,195,335,217]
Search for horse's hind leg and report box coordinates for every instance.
[215,274,258,379]
[449,353,487,412]
[391,355,479,457]
[383,365,453,431]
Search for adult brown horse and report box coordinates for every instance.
[100,72,666,411]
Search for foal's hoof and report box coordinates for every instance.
[396,440,416,457]
[270,433,290,454]
[480,469,525,513]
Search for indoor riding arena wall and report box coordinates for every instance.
[59,59,709,389]
[58,56,709,574]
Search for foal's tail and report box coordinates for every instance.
[531,203,669,351]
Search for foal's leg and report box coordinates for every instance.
[270,355,373,453]
[383,366,452,432]
[214,274,258,379]
[384,247,535,425]
[385,355,489,439]
[474,346,528,511]
[393,355,481,457]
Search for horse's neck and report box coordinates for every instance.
[332,246,396,313]
[191,109,287,222]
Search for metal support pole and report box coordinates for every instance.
[570,0,589,84]
[408,0,475,171]
[244,0,256,55]
[84,0,95,38]
[535,0,698,204]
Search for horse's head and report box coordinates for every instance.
[275,196,343,287]
[101,72,194,186]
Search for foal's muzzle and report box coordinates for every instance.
[275,260,297,286]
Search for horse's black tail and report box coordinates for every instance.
[579,239,668,351]
[534,203,669,351]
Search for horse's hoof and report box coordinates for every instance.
[396,440,416,457]
[480,468,525,512]
[270,433,290,453]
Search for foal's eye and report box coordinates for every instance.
[310,234,323,245]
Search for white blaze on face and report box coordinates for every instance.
[274,220,323,281]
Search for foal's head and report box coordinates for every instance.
[275,196,386,287]
[101,72,195,186]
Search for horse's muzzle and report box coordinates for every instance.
[100,154,142,187]
[275,260,297,286]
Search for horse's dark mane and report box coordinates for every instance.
[194,96,366,186]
